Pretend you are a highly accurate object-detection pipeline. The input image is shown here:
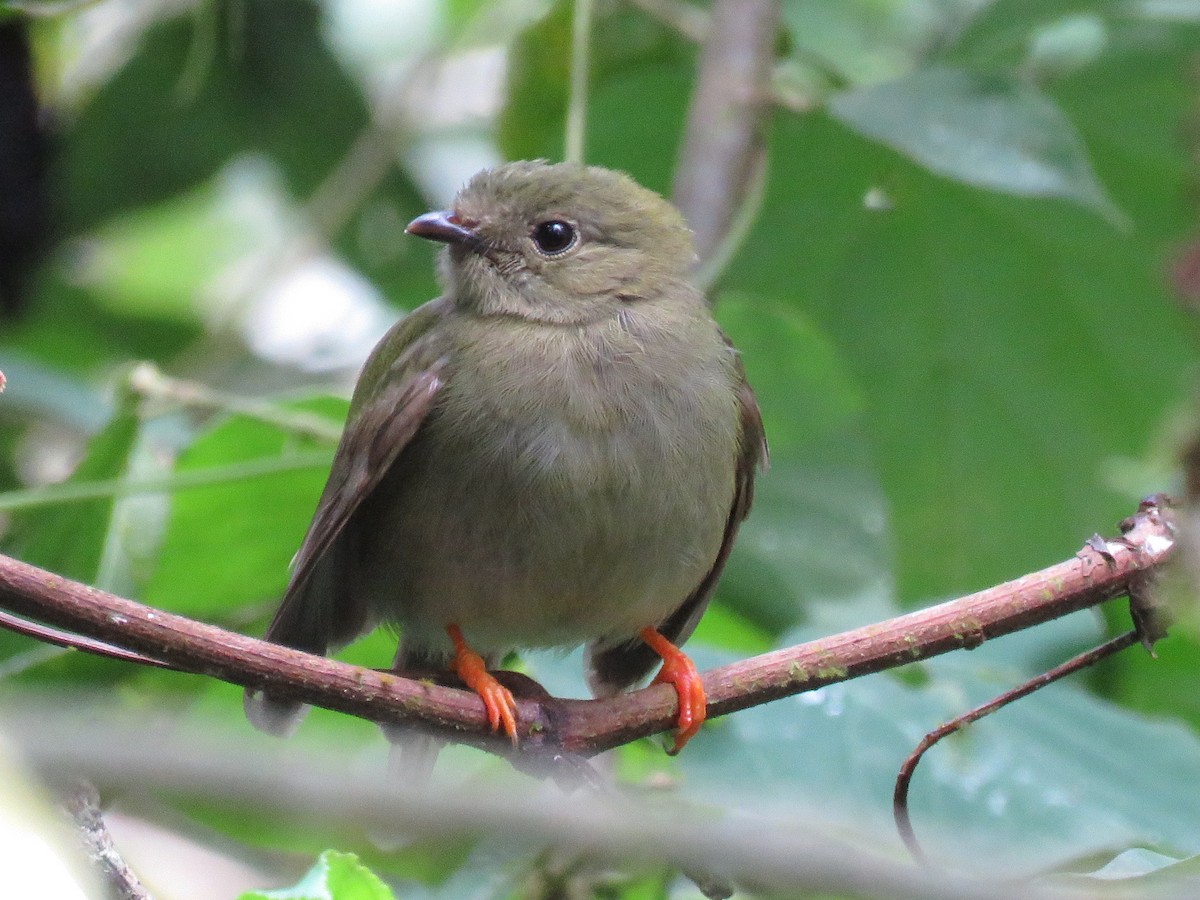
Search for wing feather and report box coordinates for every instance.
[245,300,452,734]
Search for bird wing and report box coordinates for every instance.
[246,299,452,734]
[586,339,769,695]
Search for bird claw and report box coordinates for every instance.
[448,624,519,744]
[643,627,707,754]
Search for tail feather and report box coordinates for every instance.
[245,547,368,735]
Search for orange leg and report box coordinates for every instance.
[641,627,707,755]
[447,624,518,745]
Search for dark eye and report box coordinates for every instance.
[531,220,577,256]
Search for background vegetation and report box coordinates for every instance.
[1,0,1200,897]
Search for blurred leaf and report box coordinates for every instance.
[240,850,395,900]
[1022,13,1108,80]
[0,351,110,432]
[716,294,892,636]
[951,0,1145,69]
[77,162,278,323]
[726,80,1192,602]
[680,626,1200,875]
[0,278,202,377]
[828,66,1122,221]
[499,0,693,190]
[1058,848,1200,892]
[445,0,555,48]
[143,401,340,620]
[60,0,370,232]
[780,0,985,86]
[3,377,139,583]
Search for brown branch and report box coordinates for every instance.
[0,498,1175,759]
[672,0,779,269]
[0,608,171,669]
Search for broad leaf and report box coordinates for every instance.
[828,66,1122,221]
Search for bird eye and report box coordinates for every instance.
[531,220,577,256]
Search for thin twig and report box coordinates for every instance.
[16,717,1027,900]
[0,499,1175,758]
[565,0,594,165]
[631,0,823,115]
[693,143,769,292]
[893,630,1141,868]
[0,450,332,512]
[62,780,152,900]
[127,363,344,442]
[302,122,402,243]
[0,609,171,670]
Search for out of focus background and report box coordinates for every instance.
[2,0,1200,897]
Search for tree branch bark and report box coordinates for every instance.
[0,498,1175,759]
[62,780,151,900]
[672,0,779,269]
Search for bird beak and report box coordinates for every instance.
[405,211,484,250]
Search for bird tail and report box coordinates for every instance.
[245,552,369,735]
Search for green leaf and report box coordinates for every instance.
[241,850,395,900]
[725,95,1192,602]
[3,378,141,585]
[715,294,893,637]
[828,66,1123,221]
[59,0,371,232]
[499,0,693,189]
[780,0,978,86]
[143,402,339,620]
[1059,848,1200,891]
[680,625,1200,873]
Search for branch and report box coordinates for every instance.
[62,780,151,900]
[672,0,779,269]
[893,629,1141,868]
[0,498,1175,759]
[14,715,1030,900]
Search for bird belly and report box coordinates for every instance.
[354,403,735,656]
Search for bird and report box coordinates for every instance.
[245,160,767,756]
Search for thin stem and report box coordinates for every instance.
[672,0,779,280]
[17,719,1013,900]
[128,363,344,442]
[892,630,1141,867]
[63,780,152,900]
[0,609,171,670]
[0,450,332,511]
[565,0,594,164]
[693,143,769,292]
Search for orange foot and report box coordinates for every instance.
[447,624,518,745]
[641,627,707,755]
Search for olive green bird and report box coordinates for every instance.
[245,161,767,754]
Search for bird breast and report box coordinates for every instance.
[355,308,741,653]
